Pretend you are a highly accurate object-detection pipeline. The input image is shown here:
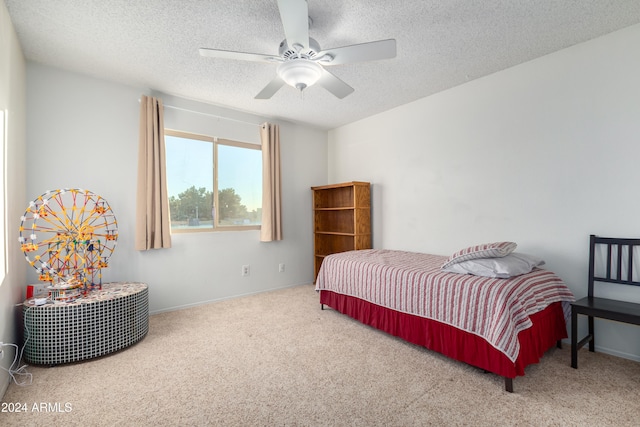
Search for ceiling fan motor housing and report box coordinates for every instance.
[279,37,321,60]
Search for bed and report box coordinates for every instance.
[315,246,575,392]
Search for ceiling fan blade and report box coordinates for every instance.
[199,47,279,63]
[317,68,354,99]
[255,76,286,99]
[277,0,309,50]
[317,39,397,66]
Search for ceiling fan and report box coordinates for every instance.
[199,0,396,99]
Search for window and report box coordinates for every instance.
[0,110,5,280]
[164,129,262,232]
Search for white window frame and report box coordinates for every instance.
[0,110,6,280]
[165,129,262,233]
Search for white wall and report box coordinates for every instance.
[0,1,28,397]
[328,24,640,360]
[25,63,327,313]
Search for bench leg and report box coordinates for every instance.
[571,309,578,368]
[588,316,595,352]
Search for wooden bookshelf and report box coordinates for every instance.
[311,181,371,280]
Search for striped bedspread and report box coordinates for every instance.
[315,249,575,362]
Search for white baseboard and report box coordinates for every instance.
[561,338,640,363]
[593,345,640,362]
[148,282,312,315]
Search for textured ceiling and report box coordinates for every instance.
[5,0,640,130]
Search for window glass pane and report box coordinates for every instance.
[217,144,262,226]
[165,135,214,230]
[0,110,5,280]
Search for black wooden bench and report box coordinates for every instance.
[571,235,640,368]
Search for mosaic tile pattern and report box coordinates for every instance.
[23,282,149,365]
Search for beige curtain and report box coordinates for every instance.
[260,122,283,242]
[135,95,172,250]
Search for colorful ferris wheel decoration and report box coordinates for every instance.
[19,188,118,294]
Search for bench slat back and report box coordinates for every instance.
[589,235,640,297]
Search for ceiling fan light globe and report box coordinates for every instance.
[277,59,322,91]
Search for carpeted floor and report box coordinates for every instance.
[1,284,639,426]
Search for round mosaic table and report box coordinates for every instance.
[23,282,149,365]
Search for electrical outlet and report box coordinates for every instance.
[279,263,285,273]
[242,265,250,276]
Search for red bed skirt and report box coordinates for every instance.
[319,290,567,378]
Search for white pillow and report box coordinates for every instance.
[442,252,545,278]
[441,241,517,269]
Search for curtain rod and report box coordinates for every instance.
[164,104,262,127]
[138,98,262,127]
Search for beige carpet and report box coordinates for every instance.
[1,284,639,426]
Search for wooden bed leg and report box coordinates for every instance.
[557,339,562,349]
[320,303,324,310]
[504,377,514,393]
